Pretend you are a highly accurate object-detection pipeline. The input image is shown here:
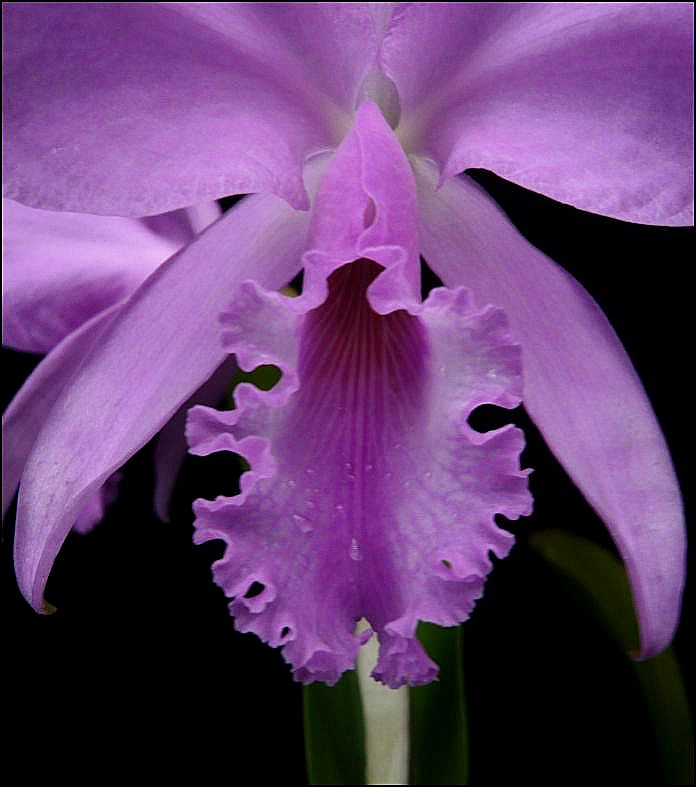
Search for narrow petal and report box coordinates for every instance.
[14,191,310,612]
[1,199,211,353]
[2,305,119,518]
[383,3,693,225]
[186,104,531,687]
[139,202,222,246]
[2,3,386,214]
[415,159,685,658]
[3,201,220,531]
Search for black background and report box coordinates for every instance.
[2,173,692,783]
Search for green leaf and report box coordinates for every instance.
[530,529,693,785]
[410,623,469,785]
[303,671,366,785]
[227,364,282,404]
[633,648,694,785]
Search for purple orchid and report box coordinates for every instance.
[2,3,691,687]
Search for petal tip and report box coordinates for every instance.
[39,600,57,615]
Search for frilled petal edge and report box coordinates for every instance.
[415,158,686,659]
[188,262,531,687]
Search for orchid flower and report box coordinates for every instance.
[2,3,691,688]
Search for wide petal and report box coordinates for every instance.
[172,4,394,116]
[186,103,531,687]
[14,191,310,612]
[383,3,693,225]
[2,3,388,215]
[415,159,686,659]
[2,199,218,353]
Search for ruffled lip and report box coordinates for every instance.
[188,255,531,687]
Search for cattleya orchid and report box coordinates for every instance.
[2,3,691,688]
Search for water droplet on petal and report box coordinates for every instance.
[292,513,311,532]
[350,538,363,562]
